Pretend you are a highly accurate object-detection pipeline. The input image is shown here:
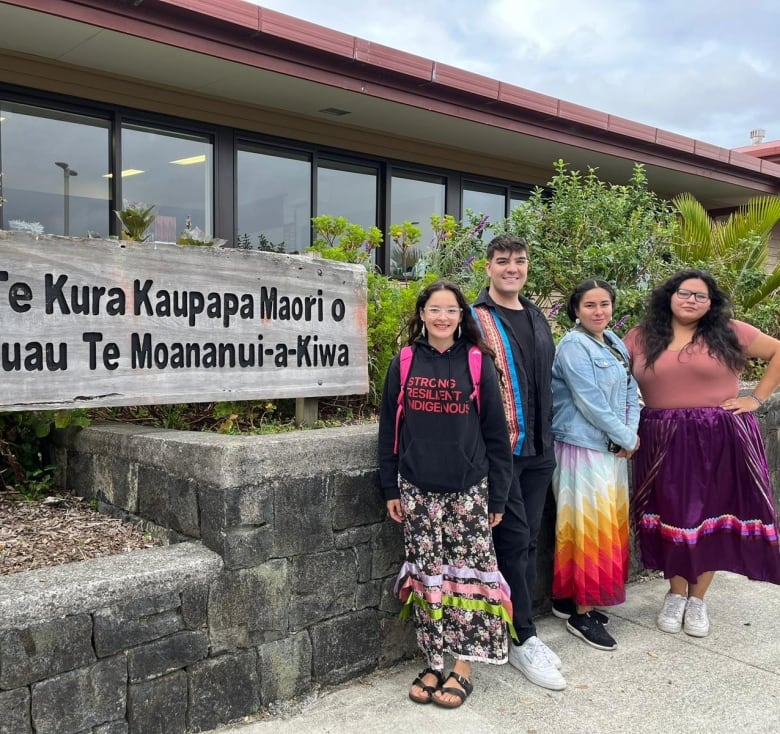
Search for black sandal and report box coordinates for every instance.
[408,667,445,704]
[432,671,473,709]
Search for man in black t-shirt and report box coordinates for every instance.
[472,234,564,691]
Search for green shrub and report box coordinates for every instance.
[496,160,679,336]
[0,409,89,493]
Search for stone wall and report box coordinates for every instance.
[0,424,415,734]
[0,393,777,733]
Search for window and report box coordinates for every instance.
[121,124,212,242]
[317,159,377,230]
[463,182,506,238]
[390,171,445,276]
[510,190,531,212]
[0,101,110,237]
[237,145,311,252]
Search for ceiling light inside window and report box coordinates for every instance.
[170,155,207,165]
[102,169,145,178]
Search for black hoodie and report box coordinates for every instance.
[377,338,512,514]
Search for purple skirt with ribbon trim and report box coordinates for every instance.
[632,406,780,584]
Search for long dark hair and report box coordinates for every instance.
[407,280,494,358]
[637,269,746,371]
[566,278,616,323]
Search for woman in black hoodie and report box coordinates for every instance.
[378,280,513,709]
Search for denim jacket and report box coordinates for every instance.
[551,328,640,452]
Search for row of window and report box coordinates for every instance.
[0,94,532,273]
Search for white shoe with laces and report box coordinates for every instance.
[508,636,566,691]
[656,592,687,634]
[535,637,562,669]
[683,596,711,637]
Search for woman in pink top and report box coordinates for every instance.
[624,269,780,638]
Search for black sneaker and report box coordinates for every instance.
[566,612,617,651]
[552,599,609,625]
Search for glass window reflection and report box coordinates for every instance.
[121,125,212,242]
[0,102,110,237]
[317,159,377,229]
[463,183,506,239]
[390,171,445,277]
[237,146,311,253]
[510,192,530,212]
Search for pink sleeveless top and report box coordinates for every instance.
[623,320,759,409]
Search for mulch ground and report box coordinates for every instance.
[0,488,158,576]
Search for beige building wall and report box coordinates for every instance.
[0,50,550,187]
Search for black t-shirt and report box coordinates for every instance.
[497,305,540,453]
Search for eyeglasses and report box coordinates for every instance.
[675,288,710,303]
[424,306,462,317]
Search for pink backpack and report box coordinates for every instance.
[393,344,483,454]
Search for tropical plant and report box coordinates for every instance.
[671,192,780,311]
[115,202,157,242]
[389,220,422,279]
[176,224,227,248]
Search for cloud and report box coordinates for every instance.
[248,0,780,147]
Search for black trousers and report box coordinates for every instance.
[492,450,556,644]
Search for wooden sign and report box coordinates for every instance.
[0,233,368,410]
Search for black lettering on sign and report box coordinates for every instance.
[0,341,67,372]
[8,281,33,313]
[133,280,254,327]
[83,332,120,370]
[259,287,324,321]
[130,333,266,369]
[296,335,349,367]
[274,344,288,367]
[45,274,126,316]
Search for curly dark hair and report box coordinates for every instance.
[407,280,494,358]
[637,269,746,372]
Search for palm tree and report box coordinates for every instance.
[672,192,780,308]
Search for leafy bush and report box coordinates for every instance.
[309,215,383,264]
[417,212,492,299]
[496,160,679,336]
[309,214,429,404]
[0,410,89,494]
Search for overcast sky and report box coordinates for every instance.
[248,0,779,149]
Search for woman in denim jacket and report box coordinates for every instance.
[550,279,640,651]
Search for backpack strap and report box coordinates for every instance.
[395,344,481,454]
[467,345,482,414]
[394,346,414,454]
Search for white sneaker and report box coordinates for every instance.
[508,636,566,691]
[683,597,711,637]
[656,592,687,634]
[534,637,562,669]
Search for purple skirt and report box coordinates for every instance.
[633,407,780,584]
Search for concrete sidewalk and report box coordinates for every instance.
[204,573,780,734]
